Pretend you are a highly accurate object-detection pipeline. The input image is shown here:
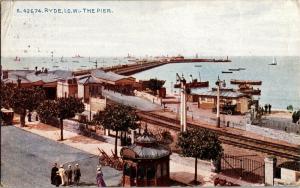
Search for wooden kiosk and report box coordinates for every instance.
[120,132,171,187]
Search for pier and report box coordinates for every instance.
[73,56,231,76]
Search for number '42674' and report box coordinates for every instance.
[17,9,43,14]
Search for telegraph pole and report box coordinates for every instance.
[176,73,187,132]
[215,76,226,128]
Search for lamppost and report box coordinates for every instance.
[215,76,226,128]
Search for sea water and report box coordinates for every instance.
[133,56,300,110]
[1,56,300,109]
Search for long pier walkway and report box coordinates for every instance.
[73,60,167,76]
[73,57,230,76]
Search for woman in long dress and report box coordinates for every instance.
[58,164,67,186]
[96,167,106,187]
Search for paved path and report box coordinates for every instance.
[102,89,161,111]
[1,126,122,188]
[5,122,218,186]
[3,120,259,186]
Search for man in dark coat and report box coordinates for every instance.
[65,164,73,185]
[51,163,59,185]
[268,104,272,114]
[264,104,268,114]
[74,163,81,186]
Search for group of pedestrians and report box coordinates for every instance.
[51,163,81,187]
[264,104,272,114]
[51,163,106,187]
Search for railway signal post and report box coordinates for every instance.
[176,73,187,132]
[215,76,226,128]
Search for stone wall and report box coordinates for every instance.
[246,124,300,145]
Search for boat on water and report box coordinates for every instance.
[230,79,262,85]
[228,68,240,71]
[174,79,209,88]
[80,65,87,67]
[239,68,246,70]
[52,65,59,68]
[60,56,65,62]
[194,64,202,67]
[72,60,79,63]
[238,84,261,95]
[212,88,235,92]
[269,57,277,65]
[128,59,138,62]
[14,56,21,61]
[222,71,233,74]
[23,67,29,70]
[72,54,83,58]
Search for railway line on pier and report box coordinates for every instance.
[138,111,300,161]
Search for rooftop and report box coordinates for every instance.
[193,89,246,99]
[4,70,73,84]
[91,69,133,82]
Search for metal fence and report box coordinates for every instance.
[221,154,265,184]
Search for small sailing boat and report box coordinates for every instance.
[72,54,83,58]
[269,57,277,65]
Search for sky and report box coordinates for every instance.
[1,0,300,57]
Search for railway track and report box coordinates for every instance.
[138,111,300,161]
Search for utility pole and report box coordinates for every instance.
[215,76,226,128]
[176,73,187,132]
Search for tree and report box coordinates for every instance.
[177,128,223,184]
[147,78,165,95]
[292,110,300,123]
[56,97,84,140]
[10,87,46,127]
[0,82,16,109]
[37,97,84,140]
[148,128,173,146]
[93,103,140,155]
[36,100,58,124]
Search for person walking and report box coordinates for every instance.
[96,167,106,187]
[58,164,66,186]
[51,163,59,185]
[264,104,268,114]
[74,163,81,186]
[268,104,272,114]
[28,112,32,122]
[54,171,62,187]
[65,165,73,185]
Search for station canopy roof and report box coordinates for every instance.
[4,70,73,84]
[77,75,101,84]
[193,89,246,99]
[91,69,134,82]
